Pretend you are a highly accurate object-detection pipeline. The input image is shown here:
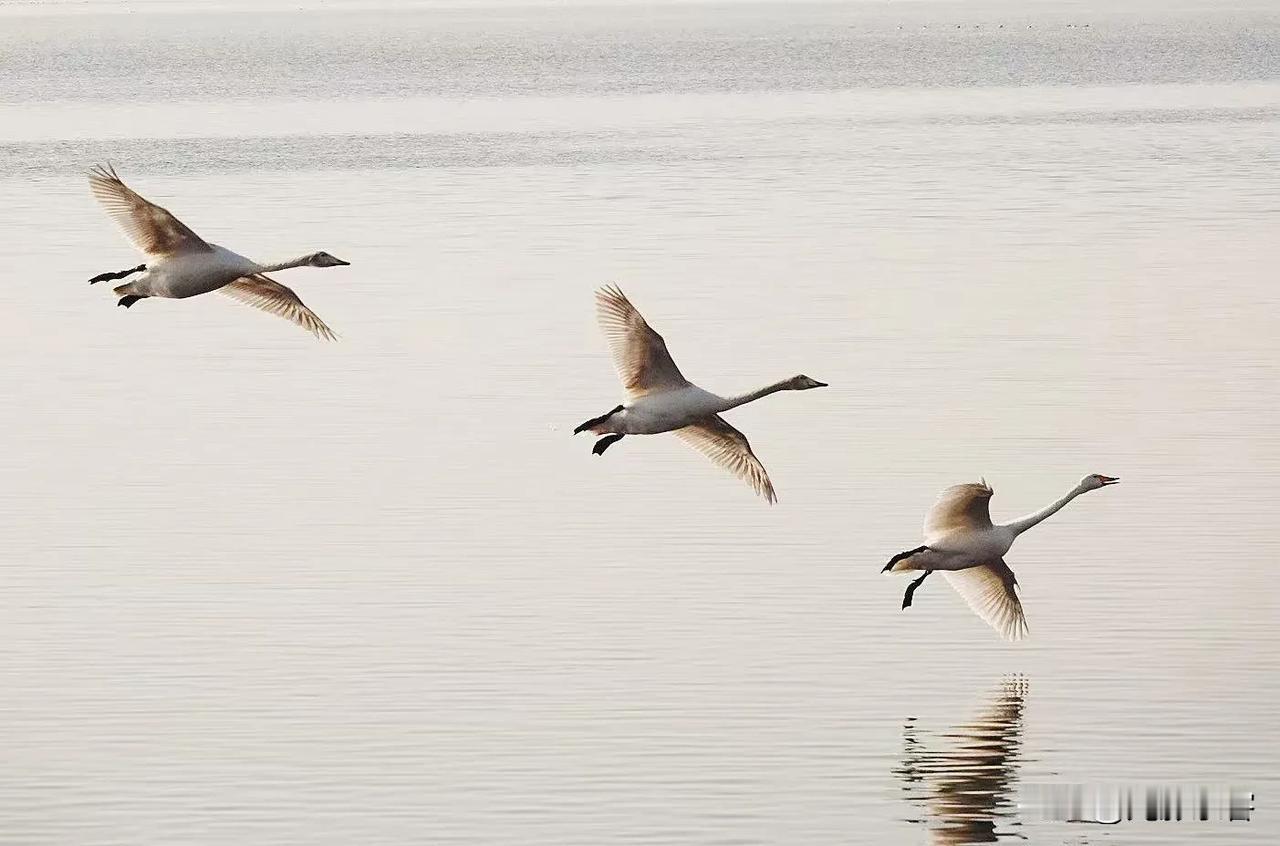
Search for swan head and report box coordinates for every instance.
[787,375,828,390]
[308,251,350,268]
[1080,473,1120,491]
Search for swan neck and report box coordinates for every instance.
[254,255,313,274]
[720,379,794,411]
[1005,484,1085,536]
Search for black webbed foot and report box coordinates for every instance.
[883,545,928,573]
[901,571,932,610]
[89,264,146,285]
[592,433,624,455]
[574,405,624,435]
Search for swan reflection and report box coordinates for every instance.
[894,676,1028,844]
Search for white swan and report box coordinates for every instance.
[86,164,346,339]
[883,474,1119,640]
[574,285,826,503]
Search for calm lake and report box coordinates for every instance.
[0,1,1277,843]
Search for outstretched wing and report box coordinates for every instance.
[924,482,994,540]
[87,163,211,257]
[219,274,337,341]
[943,559,1028,641]
[674,414,776,504]
[595,285,688,397]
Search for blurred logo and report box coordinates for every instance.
[1025,784,1254,824]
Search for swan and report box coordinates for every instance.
[86,164,346,339]
[574,285,826,503]
[882,474,1119,640]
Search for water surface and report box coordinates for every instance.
[1,1,1277,843]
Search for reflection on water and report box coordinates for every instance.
[895,676,1028,845]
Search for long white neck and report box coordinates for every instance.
[719,379,796,412]
[1003,483,1086,536]
[254,255,315,274]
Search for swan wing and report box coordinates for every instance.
[674,414,776,504]
[87,163,212,257]
[595,285,689,397]
[924,482,994,538]
[942,559,1028,641]
[220,274,337,341]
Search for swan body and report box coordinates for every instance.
[86,164,347,339]
[896,530,1014,573]
[588,385,730,435]
[575,285,827,503]
[883,474,1119,640]
[129,244,259,299]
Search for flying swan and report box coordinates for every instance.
[574,285,826,503]
[86,164,347,339]
[883,474,1119,640]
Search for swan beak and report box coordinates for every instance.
[813,380,829,388]
[1099,475,1120,486]
[333,257,351,266]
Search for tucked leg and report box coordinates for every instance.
[89,264,146,285]
[592,433,625,455]
[902,570,932,610]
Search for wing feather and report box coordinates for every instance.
[924,482,994,539]
[943,559,1028,641]
[87,163,211,257]
[219,274,337,341]
[595,285,688,397]
[674,415,776,504]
